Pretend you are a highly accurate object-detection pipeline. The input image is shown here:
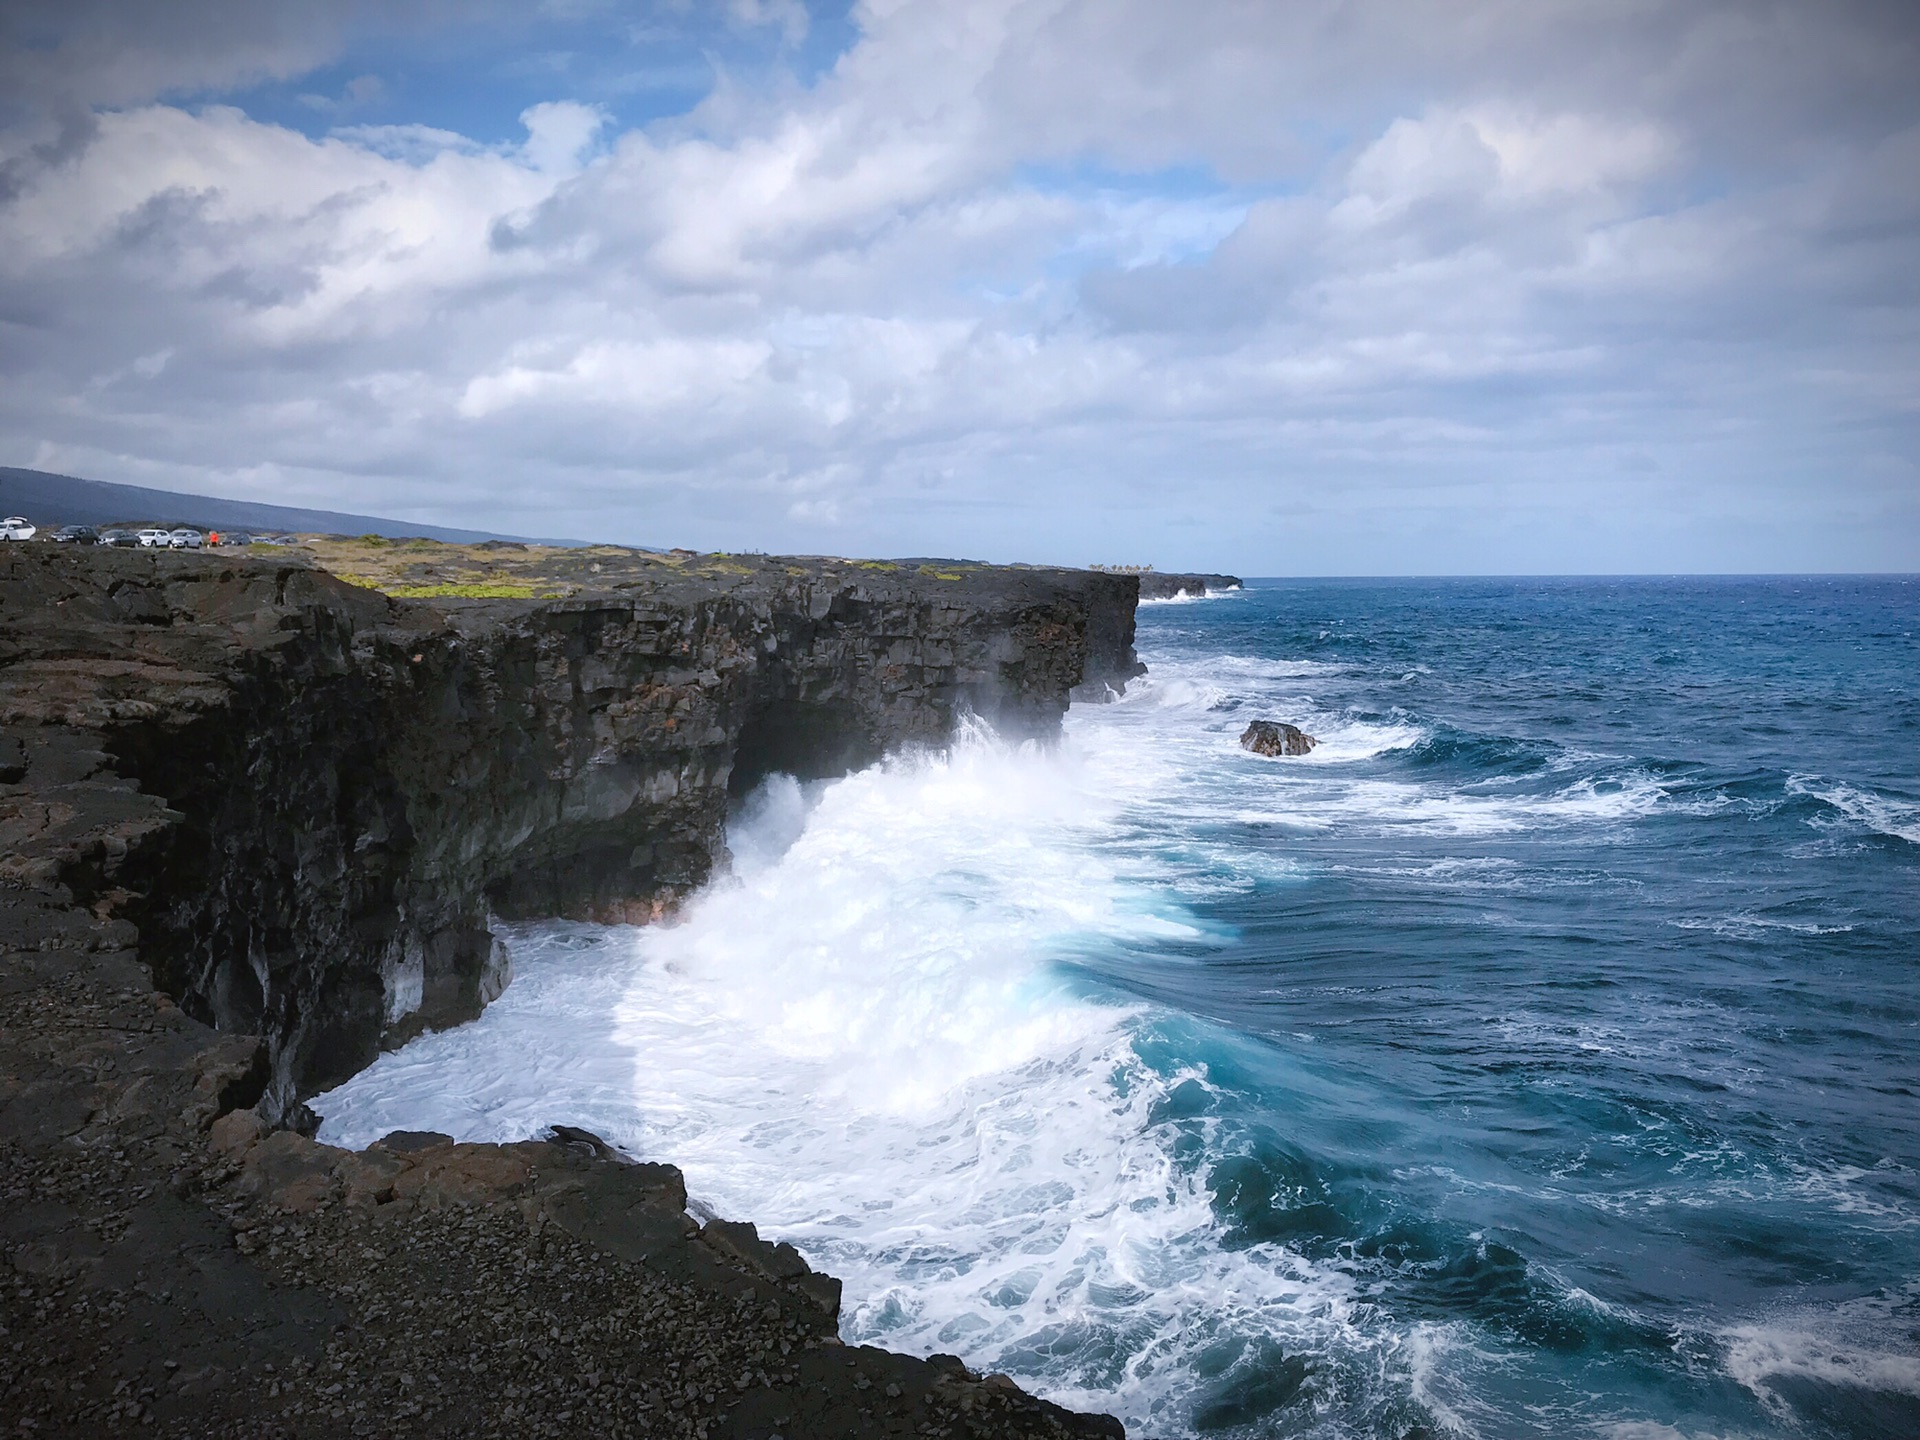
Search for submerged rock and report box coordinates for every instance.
[1241,719,1317,756]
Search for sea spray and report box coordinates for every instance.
[317,717,1418,1434]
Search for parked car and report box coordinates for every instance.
[98,529,139,547]
[215,532,253,547]
[51,525,99,545]
[2,516,36,541]
[135,528,170,547]
[168,528,205,549]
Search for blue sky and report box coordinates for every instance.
[0,0,1915,572]
[224,4,862,147]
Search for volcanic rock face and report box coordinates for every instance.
[1241,719,1317,756]
[1136,571,1240,600]
[0,545,1140,1122]
[0,541,1137,1438]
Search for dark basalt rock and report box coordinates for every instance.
[0,544,1142,1122]
[1137,571,1240,600]
[1242,719,1318,756]
[0,541,1135,1439]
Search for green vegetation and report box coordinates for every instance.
[383,582,561,599]
[298,533,976,602]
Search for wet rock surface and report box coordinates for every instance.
[1240,719,1317,757]
[0,543,1131,1438]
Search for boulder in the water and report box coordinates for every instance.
[1241,719,1317,757]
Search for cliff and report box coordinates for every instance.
[0,540,1135,1439]
[2,543,1139,1122]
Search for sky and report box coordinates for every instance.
[1,0,1915,573]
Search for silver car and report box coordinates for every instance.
[168,528,205,549]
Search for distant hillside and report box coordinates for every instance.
[0,466,577,545]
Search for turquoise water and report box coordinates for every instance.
[318,576,1920,1438]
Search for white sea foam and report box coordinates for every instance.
[1137,586,1245,606]
[1721,1320,1920,1417]
[1670,912,1856,938]
[315,718,1399,1434]
[1787,775,1920,845]
[1781,1161,1920,1228]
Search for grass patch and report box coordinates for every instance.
[917,565,966,580]
[383,582,562,599]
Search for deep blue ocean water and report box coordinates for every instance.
[1089,577,1920,1437]
[319,575,1920,1438]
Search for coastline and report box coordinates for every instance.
[0,540,1135,1438]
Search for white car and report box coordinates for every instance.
[169,528,205,549]
[136,528,170,547]
[1,516,36,541]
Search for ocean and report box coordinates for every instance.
[314,576,1920,1439]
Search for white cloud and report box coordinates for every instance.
[0,0,1914,571]
[519,100,608,174]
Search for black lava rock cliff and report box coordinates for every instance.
[0,541,1136,1438]
[2,545,1140,1122]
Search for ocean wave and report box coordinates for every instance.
[1786,775,1920,845]
[1720,1319,1920,1416]
[1137,650,1350,683]
[1670,909,1857,938]
[312,722,1421,1436]
[1138,587,1245,607]
[1398,726,1557,776]
[1781,1160,1920,1228]
[1223,770,1671,837]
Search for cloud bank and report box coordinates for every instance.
[1,0,1915,571]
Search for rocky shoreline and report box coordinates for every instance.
[0,542,1137,1438]
[1134,572,1240,602]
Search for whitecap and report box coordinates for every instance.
[1137,587,1246,607]
[1787,775,1920,845]
[1721,1321,1920,1416]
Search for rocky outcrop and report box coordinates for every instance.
[1241,719,1317,756]
[0,857,1120,1437]
[0,545,1138,1123]
[0,541,1135,1438]
[1137,571,1240,601]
